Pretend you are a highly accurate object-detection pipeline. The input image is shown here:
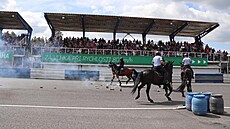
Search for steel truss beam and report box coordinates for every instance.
[142,20,155,44]
[113,17,121,41]
[169,22,188,42]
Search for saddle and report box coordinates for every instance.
[153,68,164,77]
[116,67,126,74]
[182,67,190,73]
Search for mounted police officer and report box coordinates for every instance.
[182,53,194,78]
[152,52,169,84]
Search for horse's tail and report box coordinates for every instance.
[132,69,138,81]
[131,71,143,94]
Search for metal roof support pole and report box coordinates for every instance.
[81,16,85,38]
[142,34,146,44]
[169,35,174,42]
[196,23,219,39]
[16,12,33,48]
[122,33,135,40]
[27,30,32,47]
[0,28,2,39]
[44,13,55,37]
[194,35,204,49]
[195,36,201,42]
[142,20,155,44]
[169,22,188,42]
[113,17,120,42]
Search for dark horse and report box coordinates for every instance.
[108,62,138,87]
[131,61,174,103]
[176,67,193,97]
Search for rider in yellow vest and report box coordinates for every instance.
[152,52,169,84]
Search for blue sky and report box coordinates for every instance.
[1,0,230,52]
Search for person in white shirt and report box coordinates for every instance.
[182,54,194,78]
[152,52,169,84]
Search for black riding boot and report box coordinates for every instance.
[118,70,120,75]
[190,68,194,79]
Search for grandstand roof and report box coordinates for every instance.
[0,11,32,31]
[44,12,219,38]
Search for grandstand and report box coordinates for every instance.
[44,12,219,44]
[0,11,32,47]
[0,11,229,77]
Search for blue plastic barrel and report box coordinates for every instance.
[202,92,212,112]
[192,94,207,115]
[186,92,200,111]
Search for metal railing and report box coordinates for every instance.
[0,46,229,73]
[30,47,226,62]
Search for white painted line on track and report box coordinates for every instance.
[0,105,229,110]
[0,104,178,110]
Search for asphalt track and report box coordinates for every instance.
[0,78,230,129]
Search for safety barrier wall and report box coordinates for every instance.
[0,65,229,83]
[30,69,65,79]
[65,70,99,81]
[195,74,223,83]
[0,68,30,78]
[0,68,99,81]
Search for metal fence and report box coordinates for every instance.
[0,46,228,70]
[30,47,226,62]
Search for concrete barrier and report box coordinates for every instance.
[30,68,65,79]
[0,68,30,78]
[65,70,99,81]
[195,74,223,83]
[0,64,229,83]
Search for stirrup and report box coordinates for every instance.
[163,80,169,85]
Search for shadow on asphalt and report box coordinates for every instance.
[189,112,230,118]
[199,113,221,118]
[220,112,230,117]
[136,100,185,106]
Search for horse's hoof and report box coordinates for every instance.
[120,89,122,92]
[135,96,140,100]
[168,98,172,101]
[106,86,109,88]
[149,99,154,103]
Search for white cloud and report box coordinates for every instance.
[0,0,16,10]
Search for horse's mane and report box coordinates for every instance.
[110,62,117,66]
[164,61,173,72]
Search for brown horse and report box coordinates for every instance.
[131,61,173,103]
[176,67,193,97]
[108,62,138,88]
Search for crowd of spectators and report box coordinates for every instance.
[48,36,217,53]
[45,36,229,61]
[0,31,28,47]
[0,31,229,61]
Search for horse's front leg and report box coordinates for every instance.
[164,84,172,101]
[126,76,131,85]
[110,75,115,85]
[146,83,154,103]
[116,75,122,91]
[135,83,145,100]
[187,80,192,92]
